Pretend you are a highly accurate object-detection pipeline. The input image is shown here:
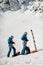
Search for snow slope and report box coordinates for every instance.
[0,9,43,57]
[0,51,43,65]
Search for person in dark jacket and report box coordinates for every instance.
[7,35,16,57]
[21,32,29,54]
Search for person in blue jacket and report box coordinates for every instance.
[7,35,16,57]
[21,32,29,54]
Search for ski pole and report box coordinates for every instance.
[31,29,37,51]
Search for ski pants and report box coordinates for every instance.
[21,41,27,54]
[7,44,16,57]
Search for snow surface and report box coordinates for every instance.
[0,51,43,65]
[0,1,43,65]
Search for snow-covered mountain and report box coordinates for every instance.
[0,0,30,12]
[0,1,43,65]
[0,0,43,14]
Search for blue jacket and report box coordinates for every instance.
[8,37,13,44]
[21,34,27,41]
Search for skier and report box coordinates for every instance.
[21,32,30,54]
[7,35,16,57]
